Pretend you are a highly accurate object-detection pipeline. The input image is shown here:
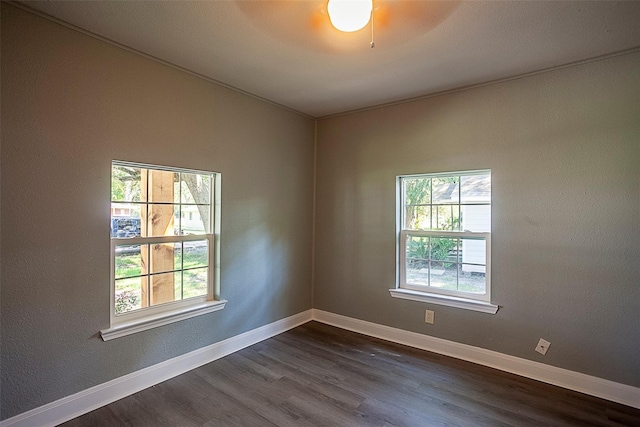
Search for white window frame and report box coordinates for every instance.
[101,161,226,340]
[390,170,498,314]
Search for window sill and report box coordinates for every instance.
[100,300,227,341]
[389,288,498,314]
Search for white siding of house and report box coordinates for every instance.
[462,205,490,273]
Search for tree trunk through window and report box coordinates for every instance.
[182,174,210,232]
[140,170,175,307]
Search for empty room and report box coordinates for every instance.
[1,1,639,426]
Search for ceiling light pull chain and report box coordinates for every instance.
[370,6,375,48]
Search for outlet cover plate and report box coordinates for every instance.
[535,338,551,355]
[425,310,435,324]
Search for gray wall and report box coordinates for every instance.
[1,4,314,419]
[314,51,640,387]
[2,2,640,421]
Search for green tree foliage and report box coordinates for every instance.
[111,165,141,202]
[404,178,430,229]
[405,177,460,266]
[408,235,458,269]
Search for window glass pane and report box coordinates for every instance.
[137,205,148,237]
[433,205,460,231]
[405,205,431,230]
[459,264,486,294]
[110,214,142,238]
[432,176,459,205]
[144,203,176,237]
[183,267,208,298]
[429,261,457,291]
[183,240,208,269]
[461,173,491,204]
[454,238,462,263]
[429,237,457,262]
[144,170,179,203]
[149,242,182,274]
[403,178,430,206]
[173,205,181,236]
[115,276,145,314]
[406,260,429,286]
[181,173,211,205]
[407,235,429,262]
[461,238,487,268]
[111,165,142,202]
[174,271,183,300]
[180,206,209,235]
[461,205,491,232]
[406,235,428,286]
[115,244,143,278]
[150,272,179,306]
[111,162,217,320]
[399,171,490,301]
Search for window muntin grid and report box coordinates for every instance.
[110,161,216,318]
[399,171,491,301]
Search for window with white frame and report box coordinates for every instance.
[392,170,497,313]
[102,161,225,340]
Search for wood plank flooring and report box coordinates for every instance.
[61,322,640,426]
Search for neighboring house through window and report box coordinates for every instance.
[101,161,225,340]
[390,170,498,314]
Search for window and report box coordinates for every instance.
[390,170,498,313]
[101,161,225,340]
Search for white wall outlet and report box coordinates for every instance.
[535,338,551,355]
[425,310,435,324]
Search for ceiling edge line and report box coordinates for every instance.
[7,1,315,121]
[317,45,640,121]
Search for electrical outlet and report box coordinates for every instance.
[425,310,435,324]
[535,338,550,355]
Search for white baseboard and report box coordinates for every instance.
[311,309,640,410]
[4,308,638,426]
[0,310,313,427]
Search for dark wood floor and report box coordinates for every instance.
[62,321,640,426]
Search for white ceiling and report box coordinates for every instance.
[19,0,640,118]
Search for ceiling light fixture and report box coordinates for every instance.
[327,0,373,33]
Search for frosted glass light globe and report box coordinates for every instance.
[328,0,373,32]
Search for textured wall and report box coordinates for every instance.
[314,51,640,387]
[1,4,314,419]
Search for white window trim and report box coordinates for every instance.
[399,229,492,300]
[102,162,224,340]
[391,170,498,314]
[388,288,498,314]
[100,300,227,341]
